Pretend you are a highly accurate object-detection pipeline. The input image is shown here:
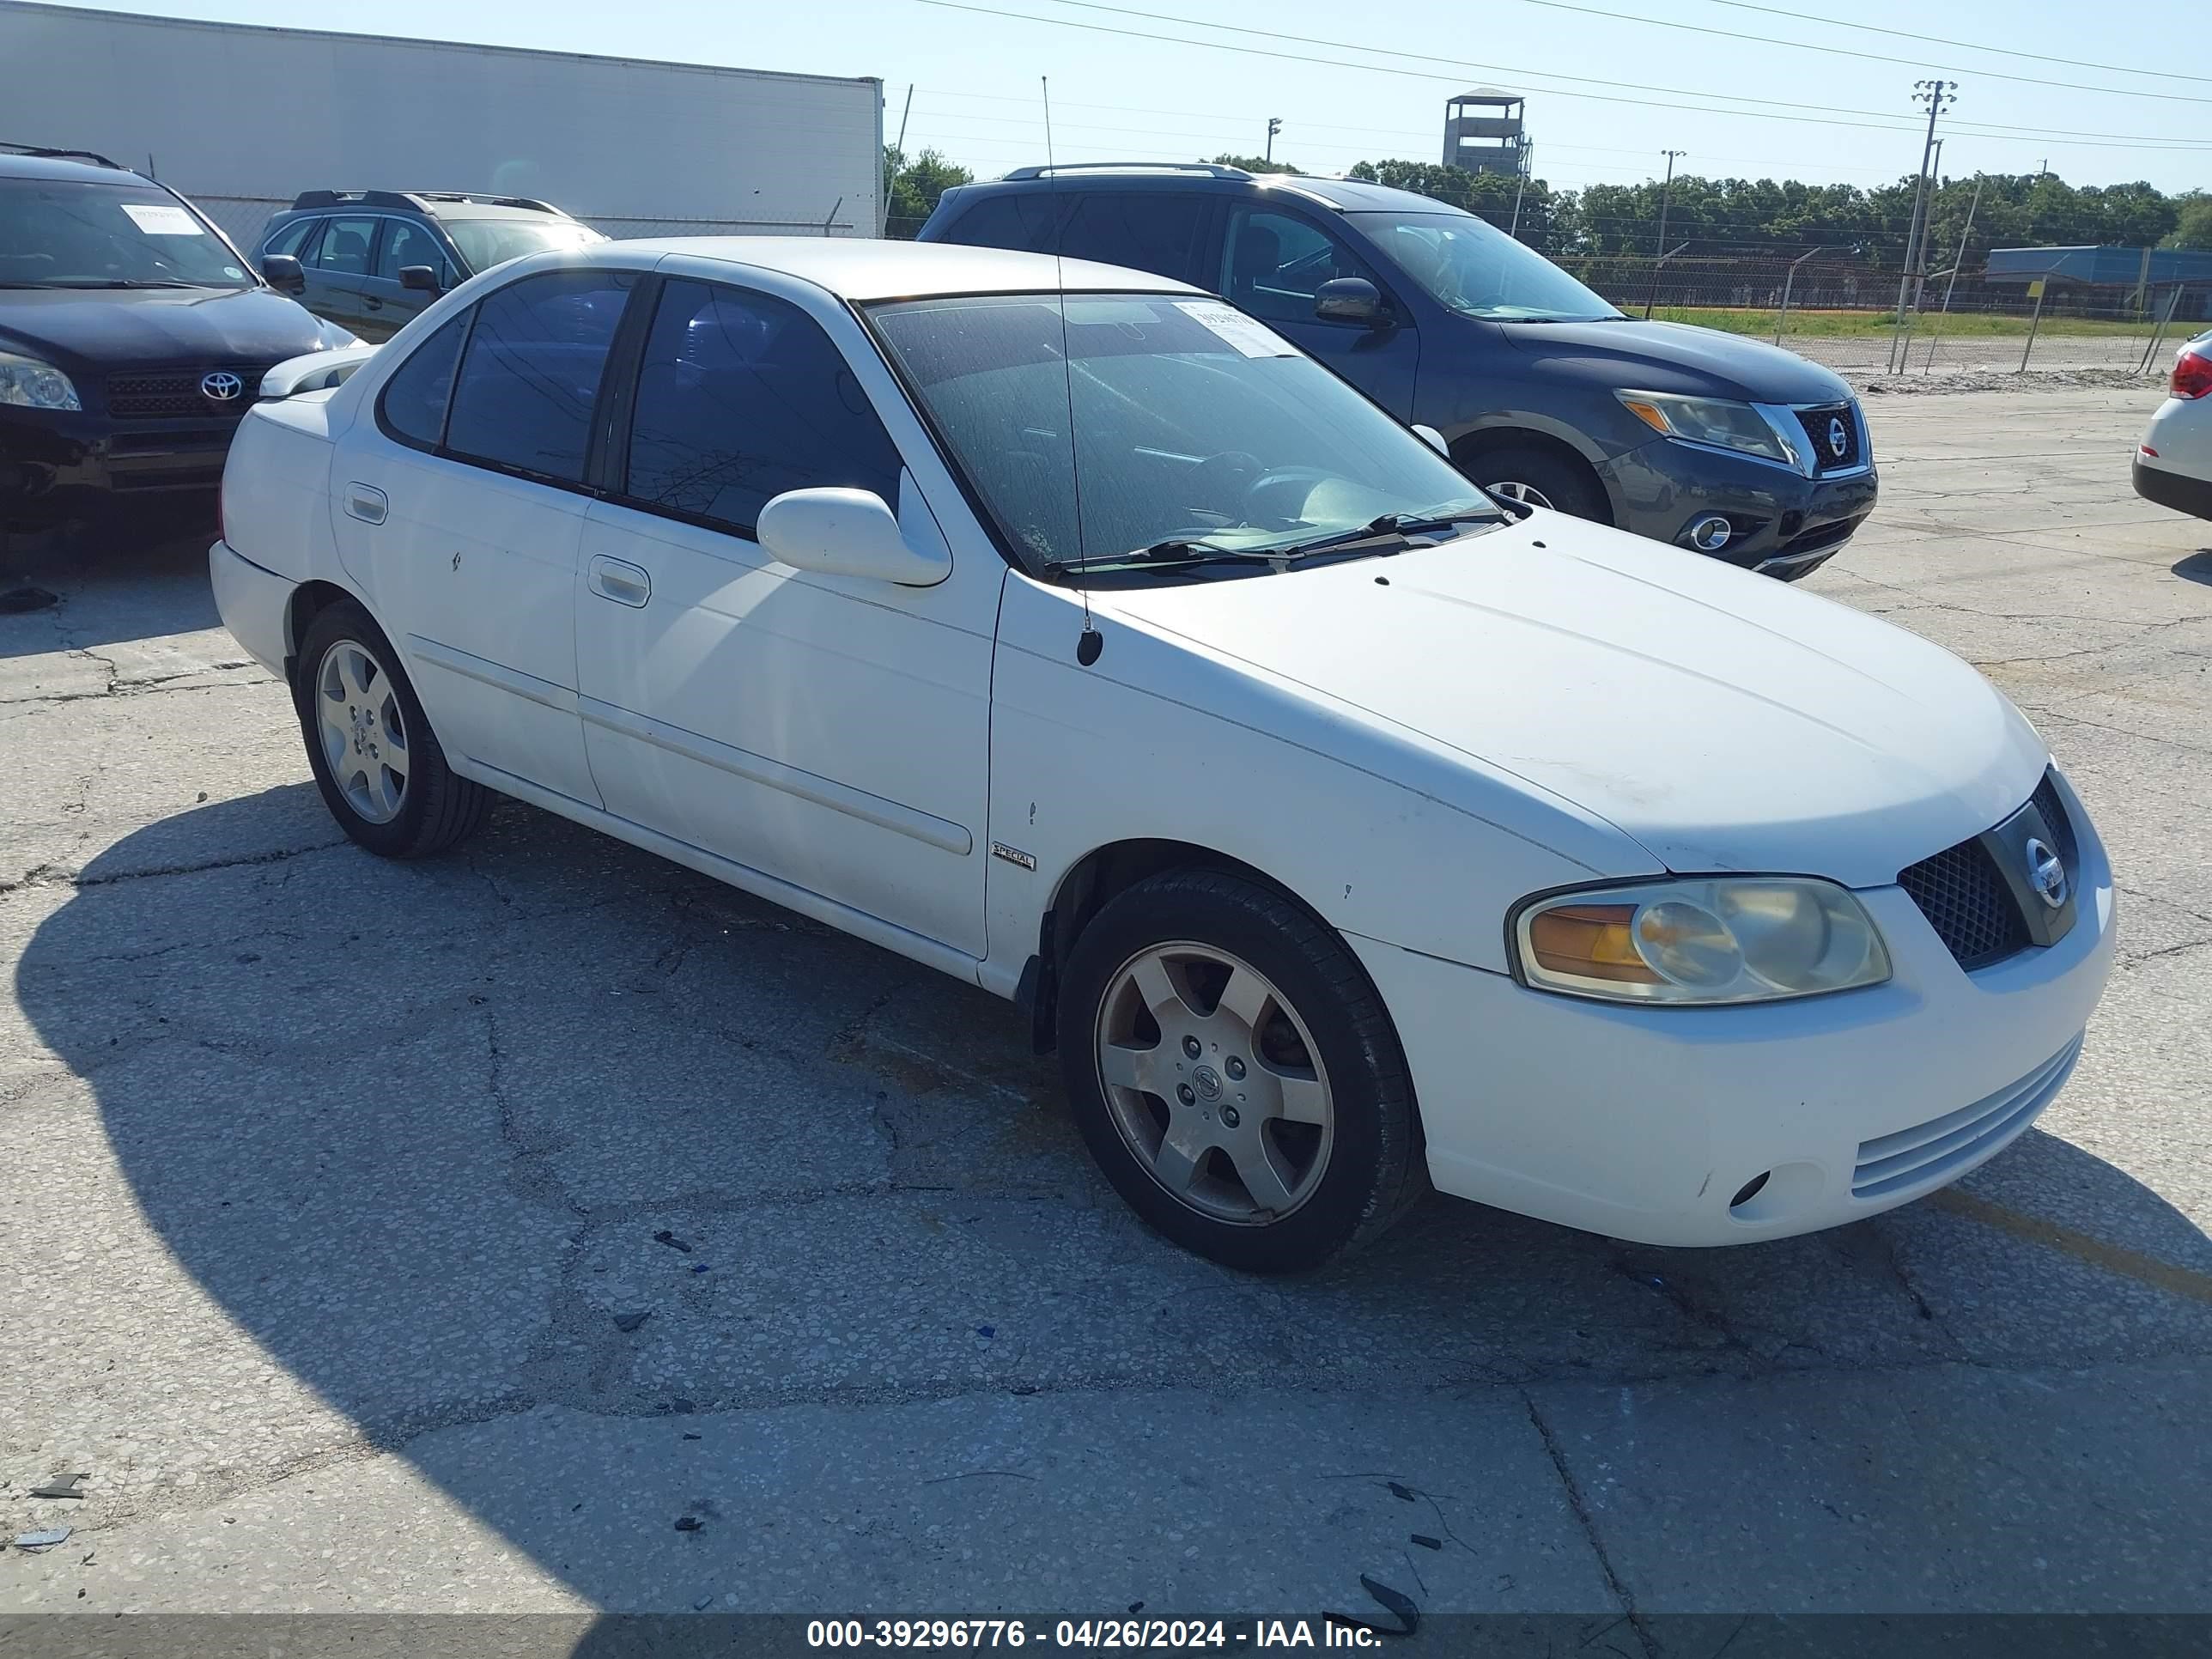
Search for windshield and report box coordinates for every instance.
[444,218,605,273]
[0,177,253,289]
[866,292,1496,578]
[1352,210,1620,323]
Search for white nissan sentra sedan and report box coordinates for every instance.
[210,240,2115,1273]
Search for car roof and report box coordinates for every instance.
[0,152,149,185]
[601,237,1203,301]
[960,167,1460,218]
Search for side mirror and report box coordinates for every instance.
[1413,423,1449,458]
[398,264,442,295]
[755,488,950,586]
[1315,276,1384,327]
[261,253,306,295]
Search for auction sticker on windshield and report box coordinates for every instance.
[119,203,204,234]
[1174,301,1294,358]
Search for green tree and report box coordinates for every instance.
[883,146,973,239]
[2163,191,2212,249]
[1210,153,1303,174]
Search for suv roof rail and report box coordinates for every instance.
[0,140,125,169]
[1000,161,1253,182]
[289,188,572,217]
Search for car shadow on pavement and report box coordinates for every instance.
[2173,550,2212,586]
[17,786,2212,1615]
[0,527,219,658]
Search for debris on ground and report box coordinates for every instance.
[694,1594,714,1611]
[612,1310,652,1333]
[674,1516,703,1532]
[653,1230,694,1255]
[13,1528,72,1552]
[1325,1575,1419,1638]
[0,586,60,615]
[1410,1534,1442,1550]
[28,1473,88,1499]
[975,1325,995,1338]
[1386,1481,1416,1503]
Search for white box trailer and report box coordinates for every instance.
[0,0,884,251]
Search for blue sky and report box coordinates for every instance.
[55,0,2212,194]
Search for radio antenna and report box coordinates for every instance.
[1042,75,1102,666]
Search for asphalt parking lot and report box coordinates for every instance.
[3,385,2210,1640]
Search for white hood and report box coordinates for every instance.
[1095,515,2048,889]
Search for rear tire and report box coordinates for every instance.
[1468,443,1609,523]
[294,598,490,859]
[1056,868,1427,1273]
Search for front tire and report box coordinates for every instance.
[1468,443,1608,523]
[1056,868,1426,1273]
[294,598,490,859]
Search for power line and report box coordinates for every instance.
[1687,0,2212,88]
[936,0,2212,151]
[1504,0,2212,106]
[905,88,1917,173]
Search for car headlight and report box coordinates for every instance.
[0,351,82,411]
[1513,877,1890,1006]
[1615,390,1806,472]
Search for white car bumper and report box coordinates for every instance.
[208,538,293,679]
[1354,781,2117,1248]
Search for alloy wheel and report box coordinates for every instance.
[315,638,410,824]
[1093,941,1335,1224]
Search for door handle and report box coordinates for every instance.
[588,555,651,608]
[343,483,387,525]
[363,295,384,311]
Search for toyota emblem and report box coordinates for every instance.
[2023,837,2068,911]
[1826,416,1850,459]
[200,370,244,402]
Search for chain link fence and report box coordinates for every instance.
[1561,249,2209,380]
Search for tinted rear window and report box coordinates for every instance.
[939,191,1060,253]
[442,270,632,483]
[1054,193,1207,283]
[377,311,470,448]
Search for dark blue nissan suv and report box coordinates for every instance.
[921,163,1876,578]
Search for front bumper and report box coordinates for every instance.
[1,404,245,530]
[1352,772,2115,1248]
[2133,457,2212,522]
[1600,435,1878,580]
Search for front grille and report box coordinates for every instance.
[2031,774,2078,870]
[105,366,270,419]
[1794,403,1863,473]
[1852,1036,2081,1200]
[1898,836,2030,971]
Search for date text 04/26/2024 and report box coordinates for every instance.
[805,1620,1382,1649]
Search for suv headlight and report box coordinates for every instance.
[0,351,82,411]
[1616,390,1806,473]
[1513,877,1890,1006]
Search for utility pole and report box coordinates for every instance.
[1890,78,1955,372]
[1645,149,1686,319]
[1265,117,1281,165]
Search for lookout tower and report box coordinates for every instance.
[1443,88,1528,175]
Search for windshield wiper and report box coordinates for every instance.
[1045,538,1291,576]
[1257,508,1503,562]
[30,278,203,289]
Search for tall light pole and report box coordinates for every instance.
[1890,78,1955,369]
[1265,117,1281,165]
[1645,149,1686,319]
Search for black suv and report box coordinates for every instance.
[254,191,603,342]
[921,163,1875,578]
[1,145,351,545]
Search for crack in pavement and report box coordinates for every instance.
[1522,1389,1656,1659]
[0,839,351,897]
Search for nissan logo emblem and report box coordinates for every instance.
[2024,837,2068,911]
[200,371,244,402]
[1826,416,1850,459]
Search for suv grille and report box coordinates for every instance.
[2030,773,2077,869]
[106,366,272,419]
[1794,404,1863,473]
[1897,836,2031,972]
